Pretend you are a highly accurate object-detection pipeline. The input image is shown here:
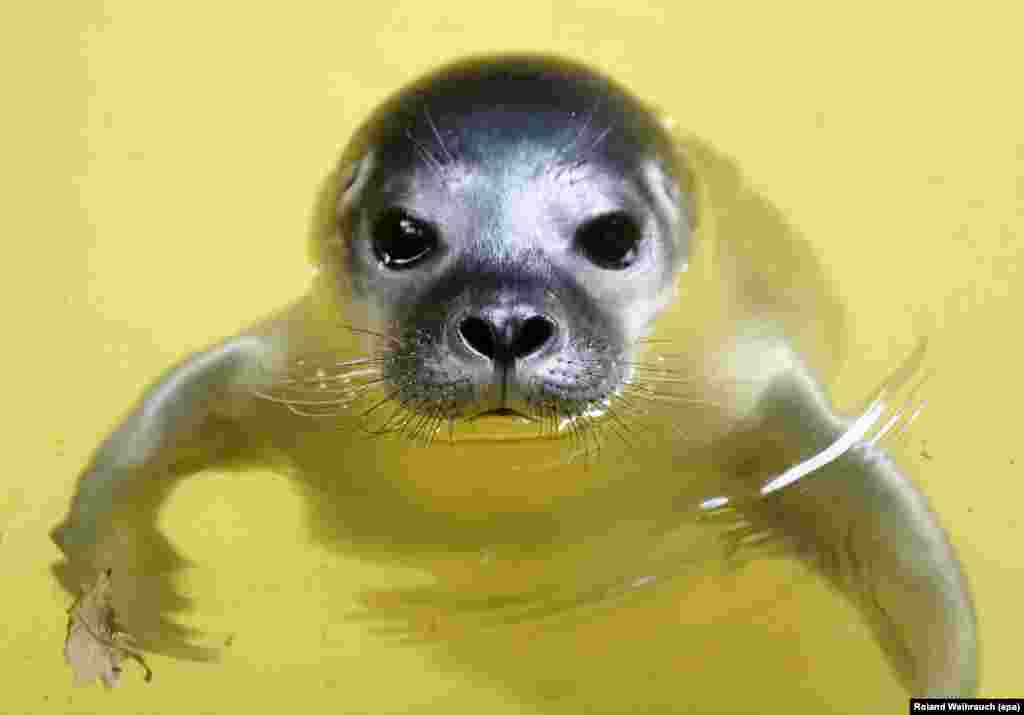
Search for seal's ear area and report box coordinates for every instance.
[306,156,366,269]
[653,127,698,235]
[307,165,344,268]
[673,134,848,383]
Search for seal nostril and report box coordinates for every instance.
[459,314,555,361]
[458,316,496,359]
[514,316,555,358]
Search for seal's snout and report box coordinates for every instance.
[457,311,557,365]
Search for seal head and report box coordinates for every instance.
[322,55,692,427]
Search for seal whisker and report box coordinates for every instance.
[423,105,456,166]
[404,127,445,176]
[600,413,634,449]
[275,367,385,386]
[279,381,389,407]
[601,400,643,448]
[586,125,613,155]
[342,325,404,346]
[620,384,729,410]
[401,400,437,443]
[401,397,447,443]
[251,391,364,407]
[604,392,658,428]
[359,387,407,419]
[281,402,350,418]
[252,347,393,416]
[362,401,414,436]
[273,375,385,393]
[560,97,600,160]
[415,409,442,447]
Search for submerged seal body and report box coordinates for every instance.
[52,55,977,697]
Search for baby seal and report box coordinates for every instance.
[52,55,977,697]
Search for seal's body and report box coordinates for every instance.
[52,56,977,697]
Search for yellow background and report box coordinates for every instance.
[2,1,1021,712]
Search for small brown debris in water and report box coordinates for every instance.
[64,569,152,688]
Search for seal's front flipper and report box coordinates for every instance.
[739,442,978,696]
[52,478,223,663]
[51,336,269,660]
[722,345,978,696]
[51,337,266,556]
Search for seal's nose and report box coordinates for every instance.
[458,313,556,363]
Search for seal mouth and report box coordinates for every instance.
[449,405,553,443]
[475,407,533,420]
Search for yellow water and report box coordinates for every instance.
[3,1,1022,712]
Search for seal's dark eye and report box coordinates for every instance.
[372,209,438,269]
[574,212,643,270]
